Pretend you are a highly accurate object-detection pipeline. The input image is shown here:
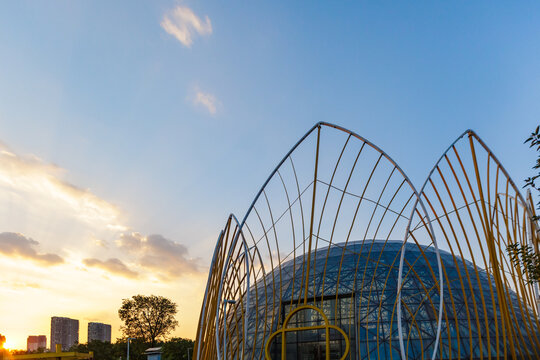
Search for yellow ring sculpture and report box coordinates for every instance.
[264,304,350,360]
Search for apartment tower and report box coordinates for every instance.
[50,317,79,351]
[27,335,46,352]
[87,322,111,343]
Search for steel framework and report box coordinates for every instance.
[194,123,539,360]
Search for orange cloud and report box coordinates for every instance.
[83,258,138,279]
[117,232,201,279]
[0,232,63,266]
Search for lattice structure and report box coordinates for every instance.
[401,131,540,359]
[194,123,539,360]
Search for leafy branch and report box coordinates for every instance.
[507,243,540,284]
[524,125,540,222]
[507,126,540,283]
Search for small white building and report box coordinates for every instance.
[144,347,162,360]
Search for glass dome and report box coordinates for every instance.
[243,240,539,359]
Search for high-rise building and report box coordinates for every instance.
[50,317,79,351]
[27,335,46,352]
[87,322,111,343]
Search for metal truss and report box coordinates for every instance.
[400,130,540,359]
[194,123,539,360]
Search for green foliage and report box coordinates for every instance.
[524,125,540,221]
[507,126,540,284]
[9,350,28,355]
[114,338,148,360]
[507,243,540,284]
[68,338,193,360]
[161,338,194,360]
[70,341,118,360]
[118,295,179,347]
[9,348,47,356]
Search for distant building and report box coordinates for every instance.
[87,322,111,343]
[50,317,79,351]
[27,336,46,352]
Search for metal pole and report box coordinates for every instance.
[223,301,227,360]
[187,347,191,360]
[223,299,236,360]
[127,338,134,360]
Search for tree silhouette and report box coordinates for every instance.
[0,334,6,360]
[118,295,179,347]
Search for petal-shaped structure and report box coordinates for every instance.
[194,124,540,360]
[402,130,540,359]
[195,122,439,360]
[194,214,246,359]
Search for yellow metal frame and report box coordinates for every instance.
[194,123,540,360]
[10,345,93,360]
[264,305,350,360]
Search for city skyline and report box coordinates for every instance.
[5,318,113,352]
[1,0,539,350]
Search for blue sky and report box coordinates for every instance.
[0,0,538,348]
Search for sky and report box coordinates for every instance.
[0,0,539,350]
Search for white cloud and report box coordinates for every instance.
[0,143,124,230]
[193,90,218,115]
[0,141,202,282]
[0,140,207,348]
[117,232,200,279]
[161,5,212,47]
[93,238,109,249]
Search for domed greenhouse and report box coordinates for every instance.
[194,123,540,360]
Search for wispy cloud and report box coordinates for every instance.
[0,144,124,230]
[0,281,42,291]
[0,232,63,266]
[192,89,219,115]
[83,258,138,279]
[117,232,200,279]
[0,141,201,282]
[93,238,109,249]
[161,5,212,47]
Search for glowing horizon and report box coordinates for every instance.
[0,143,210,350]
[0,0,538,352]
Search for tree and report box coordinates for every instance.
[118,295,179,346]
[507,126,540,283]
[0,334,5,360]
[113,338,148,360]
[70,341,115,360]
[161,338,194,360]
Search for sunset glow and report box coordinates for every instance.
[1,0,539,354]
[0,144,210,349]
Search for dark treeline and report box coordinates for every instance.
[68,338,194,360]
